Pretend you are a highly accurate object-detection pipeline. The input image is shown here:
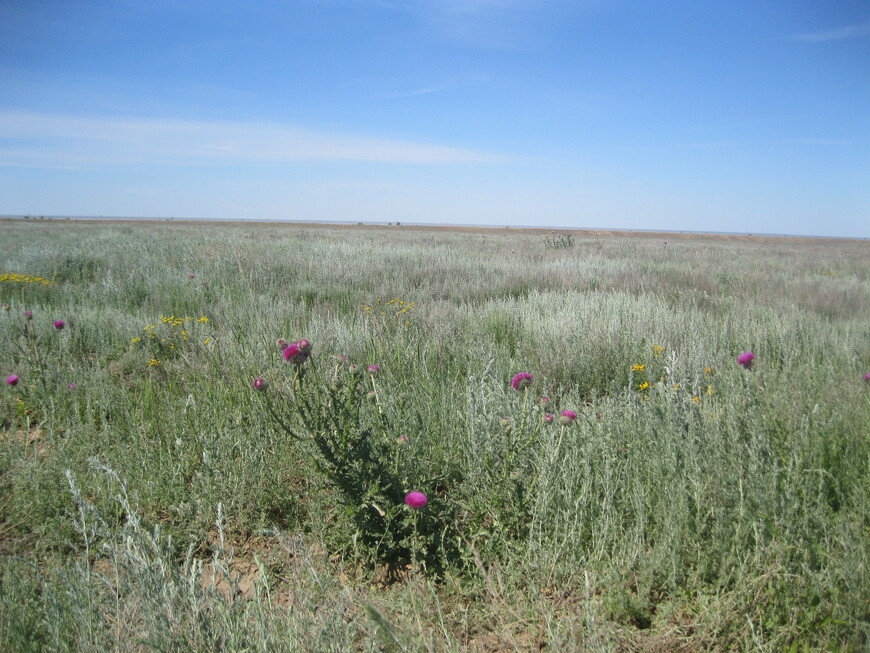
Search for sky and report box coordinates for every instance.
[0,0,868,237]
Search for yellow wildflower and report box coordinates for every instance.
[691,396,700,403]
[148,359,161,367]
[638,382,650,390]
[631,364,645,372]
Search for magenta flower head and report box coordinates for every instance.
[187,273,195,279]
[539,396,551,405]
[736,352,755,369]
[863,372,870,384]
[543,412,555,424]
[511,372,533,391]
[276,338,288,348]
[558,409,577,425]
[53,320,65,330]
[6,374,20,386]
[67,383,77,390]
[404,491,428,509]
[24,311,32,320]
[2,303,9,311]
[252,376,267,391]
[283,340,311,364]
[367,364,381,375]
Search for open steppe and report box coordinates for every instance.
[1,218,868,651]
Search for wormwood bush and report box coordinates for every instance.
[257,352,463,576]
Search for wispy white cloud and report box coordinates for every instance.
[0,111,507,168]
[788,20,870,42]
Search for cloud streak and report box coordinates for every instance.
[788,20,870,42]
[0,112,506,168]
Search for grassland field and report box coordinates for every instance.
[1,218,868,652]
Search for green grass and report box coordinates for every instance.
[1,219,868,651]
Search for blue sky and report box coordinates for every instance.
[0,0,868,237]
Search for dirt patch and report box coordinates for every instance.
[199,558,262,600]
[0,427,47,458]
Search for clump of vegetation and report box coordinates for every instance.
[543,231,575,249]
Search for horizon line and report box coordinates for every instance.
[1,214,866,241]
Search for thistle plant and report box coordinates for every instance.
[256,342,460,575]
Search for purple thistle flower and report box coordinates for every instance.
[252,376,267,390]
[283,341,311,364]
[558,409,577,425]
[53,320,65,330]
[24,311,32,320]
[539,396,551,404]
[67,383,77,390]
[2,303,9,311]
[276,338,288,348]
[736,352,755,369]
[404,491,428,509]
[6,374,20,386]
[543,412,555,424]
[863,372,870,383]
[511,372,533,391]
[187,273,195,279]
[367,364,381,375]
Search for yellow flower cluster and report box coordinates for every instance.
[651,345,666,357]
[631,363,645,372]
[360,298,416,325]
[160,315,209,327]
[0,273,54,285]
[132,315,213,351]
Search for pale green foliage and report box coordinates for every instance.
[1,220,868,651]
